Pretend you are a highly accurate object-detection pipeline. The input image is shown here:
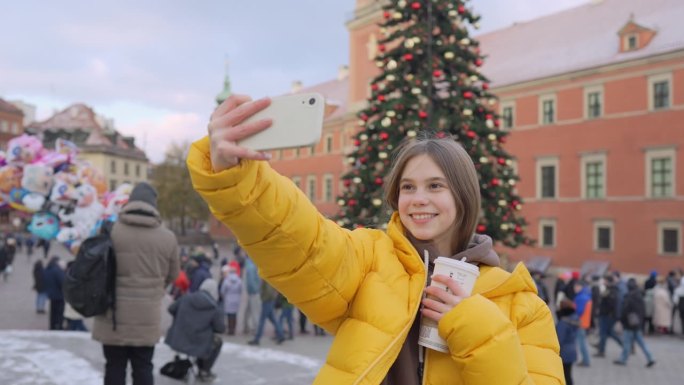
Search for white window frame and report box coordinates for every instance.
[657,221,682,256]
[291,176,301,190]
[583,85,604,119]
[645,147,676,198]
[0,121,8,133]
[538,94,557,125]
[536,156,559,199]
[325,134,333,153]
[581,152,607,199]
[500,100,515,129]
[624,33,639,51]
[539,219,557,248]
[307,175,317,202]
[593,219,614,252]
[323,174,334,202]
[648,73,672,111]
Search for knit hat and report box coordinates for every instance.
[129,182,158,208]
[199,279,219,302]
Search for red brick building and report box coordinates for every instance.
[215,0,684,274]
[0,97,24,150]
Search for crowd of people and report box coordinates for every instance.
[532,267,684,385]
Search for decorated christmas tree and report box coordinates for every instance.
[335,0,530,247]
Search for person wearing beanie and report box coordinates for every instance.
[556,298,578,385]
[128,182,158,208]
[92,181,179,385]
[165,278,225,381]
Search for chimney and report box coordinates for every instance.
[291,80,303,93]
[338,65,349,80]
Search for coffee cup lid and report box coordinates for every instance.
[434,256,480,275]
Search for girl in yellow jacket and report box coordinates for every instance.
[187,95,565,385]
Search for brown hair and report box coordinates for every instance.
[384,135,481,254]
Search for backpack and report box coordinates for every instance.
[63,222,117,329]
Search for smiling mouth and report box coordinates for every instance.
[411,214,437,220]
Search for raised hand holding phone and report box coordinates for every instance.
[207,95,273,173]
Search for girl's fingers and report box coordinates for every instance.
[222,97,271,127]
[422,297,453,314]
[223,118,273,142]
[212,94,252,120]
[421,308,444,322]
[431,274,467,297]
[424,286,462,307]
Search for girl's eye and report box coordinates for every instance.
[429,183,444,189]
[400,184,414,191]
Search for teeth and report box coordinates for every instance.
[412,214,435,220]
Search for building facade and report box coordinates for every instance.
[217,0,684,274]
[0,97,24,150]
[27,104,149,191]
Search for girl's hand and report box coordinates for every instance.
[421,274,468,322]
[208,94,274,172]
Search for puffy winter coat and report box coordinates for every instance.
[92,200,180,346]
[188,137,563,385]
[165,288,225,358]
[220,272,242,314]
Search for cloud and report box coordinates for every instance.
[118,112,205,163]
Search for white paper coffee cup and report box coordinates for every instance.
[418,257,480,353]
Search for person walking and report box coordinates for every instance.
[219,265,242,336]
[43,256,65,330]
[165,279,225,382]
[652,276,673,334]
[32,259,48,313]
[613,278,655,367]
[595,274,622,357]
[242,256,260,335]
[0,237,9,282]
[248,280,285,346]
[277,293,295,340]
[673,276,684,335]
[556,299,578,385]
[92,182,180,385]
[573,280,592,367]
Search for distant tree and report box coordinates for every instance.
[151,141,208,235]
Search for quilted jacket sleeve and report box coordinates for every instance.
[438,293,564,384]
[187,137,371,333]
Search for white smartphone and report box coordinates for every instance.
[237,92,325,151]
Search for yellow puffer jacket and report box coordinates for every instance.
[188,137,564,385]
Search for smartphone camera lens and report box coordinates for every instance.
[308,97,316,105]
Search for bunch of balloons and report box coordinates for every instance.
[0,134,132,252]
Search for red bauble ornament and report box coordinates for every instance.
[457,4,465,14]
[436,131,447,139]
[491,178,500,186]
[477,224,486,233]
[418,111,428,119]
[383,11,391,19]
[482,83,489,90]
[433,69,442,77]
[514,225,522,234]
[497,157,505,165]
[486,114,493,120]
[353,139,361,146]
[404,53,414,61]
[360,157,368,164]
[360,113,368,121]
[494,120,500,128]
[371,84,379,91]
[377,94,385,102]
[349,199,357,206]
[462,123,470,130]
[379,132,389,140]
[498,136,506,144]
[463,91,474,99]
[378,44,386,52]
[512,200,519,207]
[411,2,421,10]
[343,179,351,187]
[466,130,476,139]
[475,58,483,67]
[375,177,383,185]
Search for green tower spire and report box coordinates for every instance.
[216,59,231,105]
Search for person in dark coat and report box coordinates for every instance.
[595,274,622,357]
[556,299,578,385]
[32,259,48,313]
[165,279,225,382]
[42,256,65,330]
[614,278,655,367]
[188,255,212,293]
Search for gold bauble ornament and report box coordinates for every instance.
[407,130,417,137]
[373,198,383,207]
[398,0,407,8]
[353,177,362,184]
[498,200,507,207]
[411,87,422,95]
[337,199,345,206]
[360,134,368,140]
[463,109,473,116]
[386,74,396,81]
[392,12,402,20]
[404,39,415,49]
[386,110,396,117]
[500,224,509,230]
[444,51,455,60]
[381,117,392,127]
[488,134,497,141]
[387,60,398,70]
[509,179,516,186]
[486,119,494,128]
[379,152,388,159]
[479,157,488,164]
[460,38,471,45]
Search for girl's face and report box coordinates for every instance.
[398,154,457,256]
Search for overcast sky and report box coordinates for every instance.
[1,0,586,163]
